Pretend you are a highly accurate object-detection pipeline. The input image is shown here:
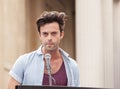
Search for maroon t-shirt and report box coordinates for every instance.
[42,62,68,86]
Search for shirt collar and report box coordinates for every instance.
[36,45,43,55]
[36,45,70,57]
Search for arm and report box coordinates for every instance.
[7,55,26,89]
[7,76,20,89]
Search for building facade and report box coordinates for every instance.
[0,0,120,89]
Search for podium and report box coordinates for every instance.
[16,85,111,89]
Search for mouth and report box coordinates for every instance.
[46,44,54,47]
[46,42,54,45]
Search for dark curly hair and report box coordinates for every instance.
[36,11,67,33]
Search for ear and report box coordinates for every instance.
[60,31,64,39]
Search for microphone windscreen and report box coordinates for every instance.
[45,53,51,60]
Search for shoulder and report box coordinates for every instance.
[59,48,78,67]
[21,50,37,59]
[15,50,38,65]
[68,57,78,68]
[20,45,43,61]
[18,50,36,59]
[10,50,39,75]
[15,45,43,66]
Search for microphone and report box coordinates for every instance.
[44,53,52,86]
[45,53,51,70]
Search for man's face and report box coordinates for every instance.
[39,22,64,52]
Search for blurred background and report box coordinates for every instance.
[0,0,120,89]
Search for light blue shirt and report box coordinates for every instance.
[9,45,80,86]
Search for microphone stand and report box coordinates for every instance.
[45,54,52,86]
[47,64,52,86]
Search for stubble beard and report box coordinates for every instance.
[44,44,58,53]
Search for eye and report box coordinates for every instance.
[42,32,48,37]
[51,32,57,36]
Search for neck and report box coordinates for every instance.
[42,47,61,60]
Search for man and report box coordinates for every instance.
[7,11,80,89]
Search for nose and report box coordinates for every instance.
[47,34,52,41]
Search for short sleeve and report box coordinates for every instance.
[9,55,26,83]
